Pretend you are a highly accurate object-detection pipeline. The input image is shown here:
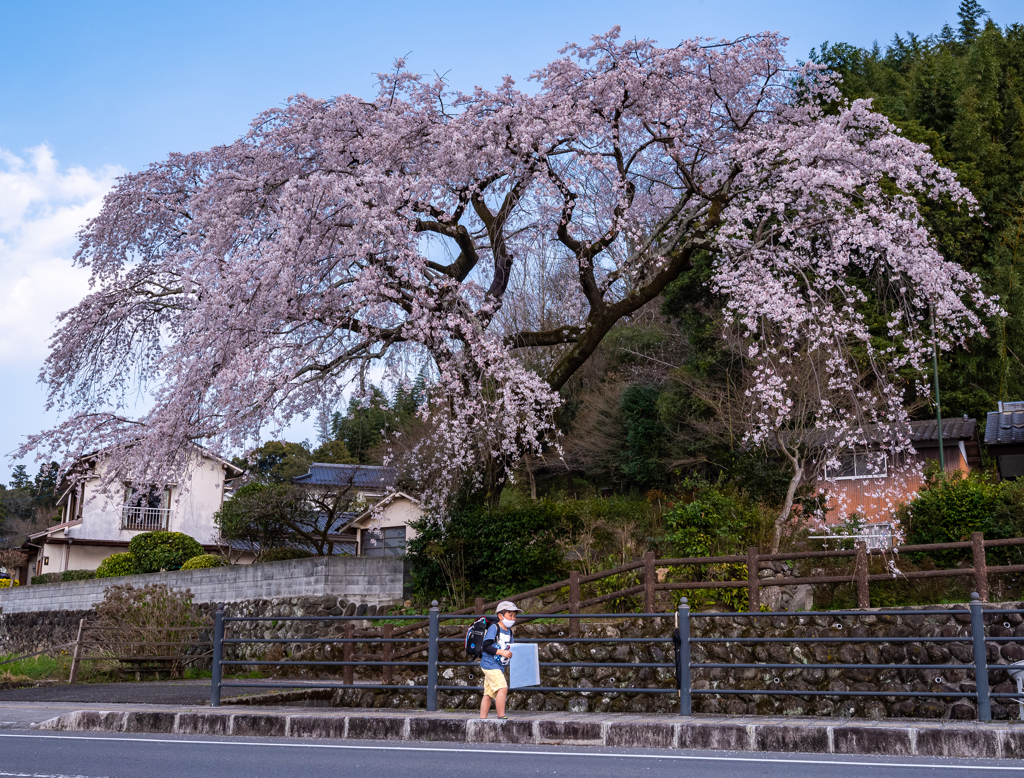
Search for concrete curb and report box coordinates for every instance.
[33,709,1024,759]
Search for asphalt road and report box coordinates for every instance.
[1,732,1023,778]
[0,680,284,705]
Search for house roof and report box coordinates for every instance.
[908,417,976,445]
[292,463,398,491]
[985,408,1024,446]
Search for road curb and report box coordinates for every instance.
[33,709,1024,759]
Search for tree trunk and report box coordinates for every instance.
[772,459,803,554]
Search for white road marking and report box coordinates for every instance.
[0,773,107,778]
[0,732,1021,771]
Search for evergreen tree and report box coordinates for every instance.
[957,0,988,43]
[8,465,29,491]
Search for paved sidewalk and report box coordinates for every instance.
[16,702,1024,761]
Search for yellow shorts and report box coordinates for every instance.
[482,668,508,699]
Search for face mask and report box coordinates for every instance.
[501,618,515,628]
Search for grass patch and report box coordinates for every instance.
[0,652,88,683]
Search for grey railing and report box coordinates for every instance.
[209,593,1009,721]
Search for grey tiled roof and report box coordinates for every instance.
[985,410,1024,445]
[292,463,397,490]
[908,418,975,444]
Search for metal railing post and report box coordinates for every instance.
[970,592,992,721]
[210,603,224,708]
[426,600,439,711]
[677,597,691,716]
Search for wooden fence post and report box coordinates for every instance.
[644,551,656,613]
[569,571,580,638]
[67,618,86,684]
[855,541,870,609]
[972,532,989,603]
[747,547,760,612]
[474,597,485,616]
[382,624,393,685]
[343,622,354,685]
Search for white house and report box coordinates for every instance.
[22,448,244,579]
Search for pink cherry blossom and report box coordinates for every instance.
[20,29,998,515]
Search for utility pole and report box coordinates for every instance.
[930,303,945,472]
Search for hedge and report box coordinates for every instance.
[96,552,138,578]
[128,532,204,573]
[180,554,227,570]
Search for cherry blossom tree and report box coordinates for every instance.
[22,28,998,512]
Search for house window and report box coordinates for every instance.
[825,452,888,481]
[361,526,406,557]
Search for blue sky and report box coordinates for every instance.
[1,0,1020,484]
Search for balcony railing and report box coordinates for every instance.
[121,505,172,532]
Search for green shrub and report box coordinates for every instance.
[30,572,63,585]
[664,481,773,558]
[60,569,95,582]
[899,470,1024,567]
[180,554,227,570]
[128,531,204,573]
[96,552,138,578]
[407,500,582,602]
[259,547,312,563]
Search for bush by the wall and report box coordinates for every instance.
[664,480,773,558]
[60,569,95,582]
[30,572,63,585]
[0,577,19,588]
[94,583,209,678]
[180,554,227,570]
[96,552,138,578]
[259,547,312,563]
[899,470,1024,566]
[128,532,204,573]
[407,500,581,602]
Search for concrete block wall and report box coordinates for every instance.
[0,556,404,614]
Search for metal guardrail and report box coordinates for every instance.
[209,592,1015,721]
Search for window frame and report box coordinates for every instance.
[824,451,889,481]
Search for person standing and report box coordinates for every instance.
[479,600,522,719]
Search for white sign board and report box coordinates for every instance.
[510,642,540,688]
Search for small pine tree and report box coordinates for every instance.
[957,0,987,43]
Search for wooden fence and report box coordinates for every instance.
[389,531,1024,641]
[67,622,212,682]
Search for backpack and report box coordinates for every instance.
[464,615,499,658]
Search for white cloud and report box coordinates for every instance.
[0,145,124,364]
